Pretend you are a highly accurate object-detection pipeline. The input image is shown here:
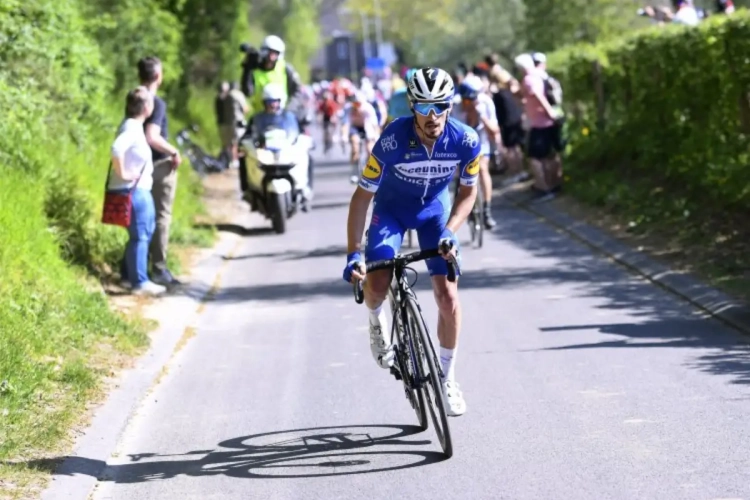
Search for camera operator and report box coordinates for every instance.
[237,36,307,198]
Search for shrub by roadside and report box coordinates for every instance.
[0,0,217,496]
[547,10,750,299]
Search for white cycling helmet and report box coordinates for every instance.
[407,67,454,103]
[261,35,285,56]
[262,83,285,101]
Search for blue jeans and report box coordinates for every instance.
[123,188,156,287]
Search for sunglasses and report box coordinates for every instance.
[412,101,451,117]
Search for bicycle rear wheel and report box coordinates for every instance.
[405,295,453,458]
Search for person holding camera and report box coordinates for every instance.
[238,35,305,196]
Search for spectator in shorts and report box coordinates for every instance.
[221,82,248,169]
[489,65,527,184]
[515,53,563,202]
[139,56,183,286]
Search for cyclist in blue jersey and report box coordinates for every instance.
[343,67,481,417]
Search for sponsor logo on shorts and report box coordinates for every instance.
[363,155,382,180]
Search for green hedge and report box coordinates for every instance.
[548,11,750,215]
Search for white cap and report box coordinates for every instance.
[514,53,535,71]
[532,52,547,65]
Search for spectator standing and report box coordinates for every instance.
[488,65,527,184]
[215,81,230,157]
[111,87,164,296]
[221,82,248,170]
[138,56,183,287]
[515,53,563,202]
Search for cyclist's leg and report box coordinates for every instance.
[415,194,466,415]
[363,202,406,368]
[349,128,361,166]
[478,153,497,229]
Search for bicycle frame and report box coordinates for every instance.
[388,265,429,393]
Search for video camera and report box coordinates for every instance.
[239,43,261,71]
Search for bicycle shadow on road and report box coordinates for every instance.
[17,424,445,485]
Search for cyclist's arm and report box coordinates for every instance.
[347,144,387,254]
[446,135,481,233]
[347,187,374,254]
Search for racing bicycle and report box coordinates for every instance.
[353,242,458,458]
[451,176,484,248]
[176,124,229,177]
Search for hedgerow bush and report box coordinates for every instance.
[548,11,750,217]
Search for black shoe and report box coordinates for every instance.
[151,269,182,287]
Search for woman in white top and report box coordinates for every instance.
[110,87,164,295]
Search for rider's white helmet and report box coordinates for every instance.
[262,83,285,102]
[407,67,454,103]
[261,35,286,56]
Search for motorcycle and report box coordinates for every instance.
[239,125,313,234]
[176,125,229,176]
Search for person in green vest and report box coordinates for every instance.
[239,35,306,197]
[246,35,303,118]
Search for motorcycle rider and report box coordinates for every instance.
[239,35,306,197]
[245,83,311,211]
[250,84,300,142]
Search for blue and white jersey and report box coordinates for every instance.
[358,117,481,206]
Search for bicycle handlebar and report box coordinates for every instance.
[352,242,458,304]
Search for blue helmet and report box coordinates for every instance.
[458,74,483,100]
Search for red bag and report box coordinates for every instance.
[101,161,146,228]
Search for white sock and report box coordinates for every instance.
[368,304,383,324]
[439,346,456,383]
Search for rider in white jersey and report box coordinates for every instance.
[451,74,499,229]
[342,92,380,183]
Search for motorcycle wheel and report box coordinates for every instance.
[269,192,288,234]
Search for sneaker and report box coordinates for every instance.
[442,380,467,417]
[151,269,182,286]
[531,191,556,204]
[483,209,497,230]
[132,281,167,296]
[369,310,394,369]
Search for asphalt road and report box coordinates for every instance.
[91,147,750,500]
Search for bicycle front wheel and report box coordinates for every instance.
[405,295,453,458]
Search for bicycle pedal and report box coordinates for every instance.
[390,366,402,381]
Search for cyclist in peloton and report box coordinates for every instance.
[343,67,482,417]
[342,92,380,184]
[452,74,499,229]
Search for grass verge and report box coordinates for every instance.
[0,91,220,500]
[558,167,750,303]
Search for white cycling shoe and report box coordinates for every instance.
[442,380,467,417]
[369,310,395,369]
